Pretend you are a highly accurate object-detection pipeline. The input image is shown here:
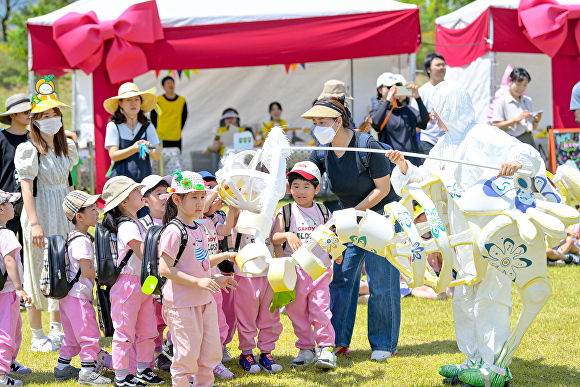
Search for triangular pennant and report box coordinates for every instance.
[177,70,183,79]
[184,69,191,79]
[300,63,306,69]
[271,64,278,69]
[284,64,291,73]
[154,70,160,78]
[167,70,173,76]
[192,69,199,75]
[290,63,297,72]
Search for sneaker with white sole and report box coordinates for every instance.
[290,349,316,367]
[54,365,80,381]
[315,347,336,369]
[78,369,112,386]
[258,353,283,373]
[548,259,566,266]
[213,363,234,379]
[135,368,163,385]
[9,360,31,376]
[238,353,260,374]
[370,350,393,361]
[222,346,232,363]
[0,375,23,386]
[114,375,146,387]
[31,336,59,352]
[48,331,65,346]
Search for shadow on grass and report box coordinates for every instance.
[510,356,580,386]
[396,340,459,357]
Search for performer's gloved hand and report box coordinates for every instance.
[497,161,522,177]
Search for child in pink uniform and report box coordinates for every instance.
[158,171,237,387]
[140,175,173,372]
[271,161,337,369]
[55,191,111,385]
[0,190,32,387]
[102,176,163,387]
[234,220,284,374]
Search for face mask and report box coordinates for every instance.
[194,218,205,225]
[35,117,62,135]
[312,119,338,145]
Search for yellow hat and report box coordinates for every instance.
[301,99,346,120]
[30,75,71,114]
[413,203,425,219]
[103,82,157,114]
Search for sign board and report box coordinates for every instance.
[548,128,580,173]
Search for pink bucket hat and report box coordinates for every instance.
[160,171,207,199]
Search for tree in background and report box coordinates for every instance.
[0,0,26,42]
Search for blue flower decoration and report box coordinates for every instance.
[446,182,463,198]
[482,238,532,282]
[426,208,445,238]
[411,241,424,262]
[397,211,412,229]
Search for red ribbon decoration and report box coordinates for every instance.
[53,0,164,83]
[518,0,580,58]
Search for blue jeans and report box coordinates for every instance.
[330,232,401,352]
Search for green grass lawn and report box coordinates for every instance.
[13,265,580,387]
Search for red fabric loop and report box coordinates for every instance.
[52,0,163,83]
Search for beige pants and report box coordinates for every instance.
[163,301,221,387]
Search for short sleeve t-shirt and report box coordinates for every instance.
[0,130,29,193]
[0,228,23,293]
[571,81,580,111]
[159,221,213,309]
[277,202,332,267]
[309,131,400,212]
[117,219,145,276]
[67,233,95,301]
[104,122,160,149]
[492,93,534,137]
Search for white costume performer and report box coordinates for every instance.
[390,81,543,376]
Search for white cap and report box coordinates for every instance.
[394,74,407,85]
[376,72,403,88]
[286,161,322,182]
[140,175,172,195]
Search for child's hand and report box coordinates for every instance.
[286,233,302,251]
[227,252,237,262]
[210,197,223,213]
[195,278,221,293]
[16,289,31,304]
[215,275,238,293]
[335,254,343,265]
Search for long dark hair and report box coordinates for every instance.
[269,102,282,121]
[110,96,150,127]
[316,97,351,129]
[163,193,186,225]
[30,107,69,157]
[102,207,123,233]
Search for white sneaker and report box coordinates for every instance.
[78,369,112,386]
[48,331,65,346]
[0,375,23,386]
[213,363,234,379]
[31,336,59,352]
[290,349,316,367]
[222,346,232,363]
[9,360,32,375]
[315,347,336,369]
[370,350,393,361]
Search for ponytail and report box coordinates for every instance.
[163,194,183,225]
[102,207,122,233]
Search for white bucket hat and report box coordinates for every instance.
[160,171,207,200]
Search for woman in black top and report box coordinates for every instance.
[371,74,428,166]
[305,97,401,361]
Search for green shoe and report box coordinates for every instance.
[457,367,512,387]
[439,364,463,378]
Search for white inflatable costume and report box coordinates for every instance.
[389,81,542,385]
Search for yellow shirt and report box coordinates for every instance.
[216,125,246,155]
[155,95,186,141]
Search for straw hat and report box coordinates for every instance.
[103,82,157,114]
[30,75,71,114]
[160,171,207,200]
[301,101,344,120]
[318,80,353,100]
[0,94,31,125]
[102,176,145,213]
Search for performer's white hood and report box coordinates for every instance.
[431,80,476,146]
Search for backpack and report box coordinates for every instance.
[281,202,330,250]
[95,216,136,288]
[40,231,86,299]
[314,132,396,176]
[210,210,237,274]
[0,226,9,291]
[140,218,189,296]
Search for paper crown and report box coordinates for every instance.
[30,75,71,114]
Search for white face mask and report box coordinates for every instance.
[313,119,338,145]
[35,116,62,136]
[194,218,205,225]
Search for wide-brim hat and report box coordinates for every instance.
[160,171,208,200]
[102,176,145,213]
[140,175,173,196]
[31,97,71,114]
[0,93,31,125]
[104,82,157,114]
[318,80,353,100]
[301,104,342,120]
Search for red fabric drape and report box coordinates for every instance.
[435,9,490,67]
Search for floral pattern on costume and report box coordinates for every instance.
[482,238,532,282]
[318,231,340,253]
[426,208,446,238]
[411,241,424,262]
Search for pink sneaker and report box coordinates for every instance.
[213,363,234,379]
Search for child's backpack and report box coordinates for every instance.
[140,218,188,296]
[281,202,330,251]
[0,226,8,291]
[95,216,136,288]
[40,231,87,299]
